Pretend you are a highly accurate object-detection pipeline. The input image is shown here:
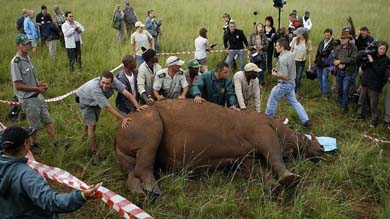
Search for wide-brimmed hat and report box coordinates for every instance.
[166,56,184,67]
[135,21,145,28]
[244,63,261,73]
[340,31,352,39]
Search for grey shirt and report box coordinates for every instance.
[277,50,296,83]
[153,69,188,99]
[76,77,126,108]
[10,53,39,99]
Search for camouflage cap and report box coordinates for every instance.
[15,34,30,45]
[187,59,200,68]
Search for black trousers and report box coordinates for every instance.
[66,41,82,72]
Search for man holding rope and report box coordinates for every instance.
[0,125,101,218]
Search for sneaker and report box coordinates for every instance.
[303,120,312,127]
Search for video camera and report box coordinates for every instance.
[358,41,379,65]
[273,0,286,8]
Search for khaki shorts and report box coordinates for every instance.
[196,58,208,65]
[29,39,38,48]
[20,94,52,130]
[79,104,101,126]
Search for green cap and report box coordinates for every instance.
[187,59,200,68]
[16,34,30,45]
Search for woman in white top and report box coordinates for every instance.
[194,27,212,72]
[290,27,312,93]
[131,21,154,65]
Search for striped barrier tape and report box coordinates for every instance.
[1,121,153,219]
[26,160,153,219]
[363,134,390,144]
[0,64,124,106]
[157,48,246,56]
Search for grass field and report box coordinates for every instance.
[1,0,390,218]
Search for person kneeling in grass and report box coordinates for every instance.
[0,125,101,218]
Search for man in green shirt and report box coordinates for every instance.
[191,61,238,110]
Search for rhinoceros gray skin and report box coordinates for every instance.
[115,99,322,197]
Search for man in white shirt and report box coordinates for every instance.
[233,63,261,112]
[303,11,312,31]
[62,11,84,72]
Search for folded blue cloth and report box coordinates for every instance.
[305,135,337,152]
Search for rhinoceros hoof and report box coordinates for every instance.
[278,173,301,187]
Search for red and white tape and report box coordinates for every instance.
[363,134,390,144]
[157,48,246,56]
[26,159,153,219]
[1,64,124,106]
[1,120,153,219]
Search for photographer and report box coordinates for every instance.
[248,22,269,86]
[355,41,390,127]
[314,28,334,97]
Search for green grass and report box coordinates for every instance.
[1,0,390,218]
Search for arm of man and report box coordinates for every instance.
[225,79,238,107]
[233,75,246,110]
[241,30,249,48]
[75,21,85,33]
[22,168,86,213]
[130,34,136,57]
[223,32,229,49]
[62,23,75,37]
[254,79,261,112]
[14,81,46,93]
[178,76,189,99]
[152,74,165,100]
[339,46,357,65]
[191,74,206,103]
[121,89,142,110]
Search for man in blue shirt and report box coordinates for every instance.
[0,125,101,218]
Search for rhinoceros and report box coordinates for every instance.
[115,99,323,196]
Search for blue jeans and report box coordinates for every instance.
[136,55,144,66]
[265,82,310,123]
[154,36,160,53]
[295,60,305,92]
[316,67,330,96]
[226,50,245,71]
[336,70,352,108]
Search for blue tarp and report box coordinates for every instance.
[305,135,337,152]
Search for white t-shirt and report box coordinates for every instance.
[194,36,208,60]
[131,30,153,56]
[125,73,137,98]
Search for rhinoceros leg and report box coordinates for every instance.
[246,128,301,186]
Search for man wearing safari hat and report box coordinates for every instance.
[233,63,261,112]
[10,34,57,149]
[153,56,189,100]
[333,30,357,114]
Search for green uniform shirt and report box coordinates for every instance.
[191,70,237,107]
[10,53,39,99]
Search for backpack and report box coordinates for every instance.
[112,13,122,30]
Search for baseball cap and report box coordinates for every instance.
[1,126,33,150]
[15,34,31,45]
[166,56,184,66]
[187,59,200,68]
[135,21,145,28]
[244,63,261,73]
[293,27,307,35]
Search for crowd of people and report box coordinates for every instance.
[1,2,390,218]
